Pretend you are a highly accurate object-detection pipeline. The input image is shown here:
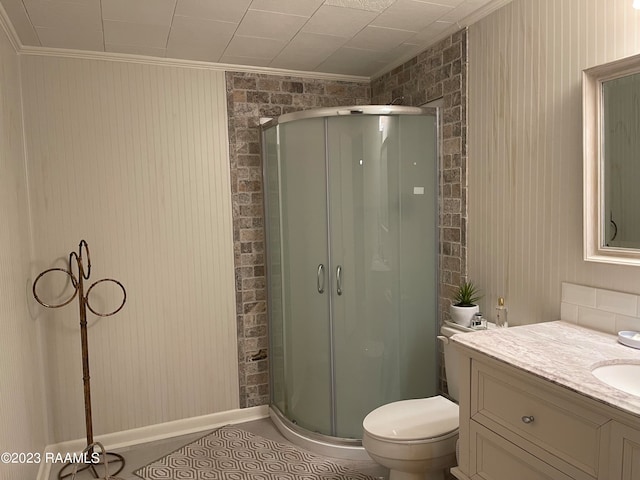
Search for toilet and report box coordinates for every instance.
[362,323,465,480]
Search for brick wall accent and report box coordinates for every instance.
[371,29,468,394]
[225,72,370,407]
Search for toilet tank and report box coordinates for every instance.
[439,323,467,402]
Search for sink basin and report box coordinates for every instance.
[591,364,640,397]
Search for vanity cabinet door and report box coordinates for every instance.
[610,421,640,480]
[469,421,576,480]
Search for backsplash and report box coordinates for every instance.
[561,282,640,334]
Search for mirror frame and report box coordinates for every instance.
[583,52,640,266]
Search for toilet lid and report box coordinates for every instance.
[362,396,459,441]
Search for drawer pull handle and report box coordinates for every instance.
[521,415,535,424]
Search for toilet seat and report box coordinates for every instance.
[363,396,459,442]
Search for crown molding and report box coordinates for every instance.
[18,45,370,83]
[6,0,514,84]
[456,0,513,28]
[370,0,514,80]
[0,0,367,82]
[0,0,23,53]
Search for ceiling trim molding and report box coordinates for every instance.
[18,45,370,83]
[370,0,514,80]
[0,0,23,53]
[5,0,514,84]
[456,0,513,28]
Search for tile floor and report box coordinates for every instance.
[49,418,388,480]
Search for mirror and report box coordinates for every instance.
[583,53,640,266]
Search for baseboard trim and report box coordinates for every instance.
[36,405,269,480]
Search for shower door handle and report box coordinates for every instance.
[317,264,325,294]
[336,265,343,296]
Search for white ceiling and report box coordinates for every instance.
[0,0,508,77]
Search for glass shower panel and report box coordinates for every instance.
[267,118,332,435]
[397,114,438,398]
[327,114,438,439]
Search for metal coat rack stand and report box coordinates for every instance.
[33,240,127,479]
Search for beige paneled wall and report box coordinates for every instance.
[21,55,239,442]
[468,0,640,326]
[0,20,47,480]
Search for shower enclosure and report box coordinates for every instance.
[261,105,439,451]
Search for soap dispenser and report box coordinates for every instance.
[496,297,508,328]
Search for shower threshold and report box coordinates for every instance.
[269,406,372,461]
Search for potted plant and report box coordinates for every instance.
[449,281,482,327]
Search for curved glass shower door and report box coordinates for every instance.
[328,114,438,438]
[264,117,332,435]
[264,107,438,442]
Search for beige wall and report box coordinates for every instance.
[468,0,640,325]
[21,55,239,443]
[0,19,46,480]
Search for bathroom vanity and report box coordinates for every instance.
[450,321,640,480]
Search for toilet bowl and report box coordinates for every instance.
[361,323,467,480]
[362,396,458,480]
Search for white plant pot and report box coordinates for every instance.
[449,304,479,327]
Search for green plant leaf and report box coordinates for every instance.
[453,281,482,306]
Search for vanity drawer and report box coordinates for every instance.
[469,421,576,480]
[471,360,609,477]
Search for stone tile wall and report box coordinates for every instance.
[225,72,370,407]
[371,29,468,394]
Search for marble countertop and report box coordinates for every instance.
[450,320,640,418]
